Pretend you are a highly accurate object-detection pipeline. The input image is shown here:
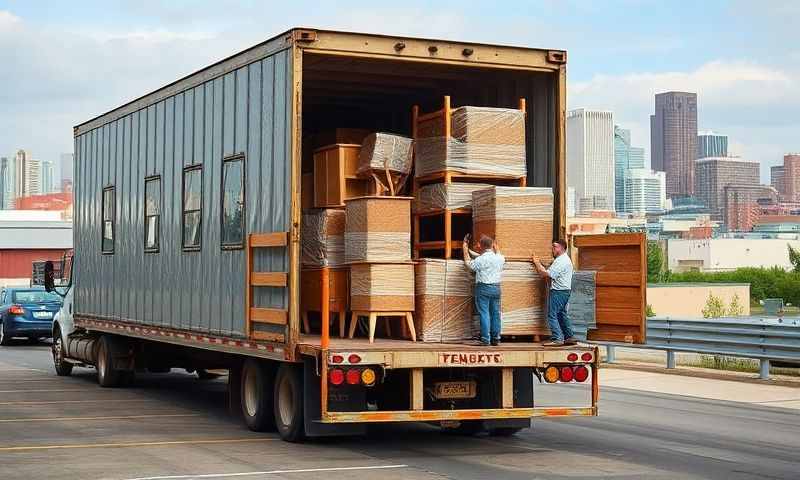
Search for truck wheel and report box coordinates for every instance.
[96,336,121,387]
[52,327,73,376]
[0,321,11,346]
[240,359,275,432]
[489,427,523,437]
[274,364,304,442]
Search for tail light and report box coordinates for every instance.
[348,354,362,364]
[8,305,24,315]
[581,352,593,362]
[329,368,344,385]
[559,366,574,382]
[573,365,589,382]
[567,353,578,362]
[543,366,559,383]
[345,369,361,385]
[361,368,376,386]
[330,354,344,364]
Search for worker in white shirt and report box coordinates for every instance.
[531,239,577,346]
[462,234,505,346]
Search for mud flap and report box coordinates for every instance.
[303,357,366,437]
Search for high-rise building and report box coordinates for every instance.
[623,169,667,214]
[694,156,760,220]
[42,161,55,194]
[13,149,42,199]
[771,165,786,200]
[697,131,728,159]
[0,157,9,209]
[614,126,645,212]
[566,186,576,217]
[723,184,779,232]
[650,92,698,198]
[567,108,615,214]
[782,154,800,203]
[60,153,74,192]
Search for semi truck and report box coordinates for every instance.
[46,28,646,442]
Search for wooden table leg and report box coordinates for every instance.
[384,318,392,338]
[337,312,345,338]
[405,312,417,342]
[369,313,377,343]
[348,311,358,339]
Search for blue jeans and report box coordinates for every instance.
[475,283,501,344]
[547,289,574,342]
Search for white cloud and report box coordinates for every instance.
[569,60,800,178]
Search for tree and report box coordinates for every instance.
[702,293,726,318]
[646,304,656,317]
[788,244,800,273]
[647,241,664,283]
[727,294,744,316]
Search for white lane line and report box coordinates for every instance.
[0,413,199,423]
[0,399,156,405]
[0,438,278,452]
[125,464,410,480]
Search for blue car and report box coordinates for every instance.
[0,287,63,345]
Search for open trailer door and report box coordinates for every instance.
[573,233,646,344]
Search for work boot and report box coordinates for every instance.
[491,338,500,346]
[564,337,579,345]
[543,340,564,347]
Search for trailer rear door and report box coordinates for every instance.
[573,233,646,344]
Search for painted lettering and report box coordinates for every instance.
[439,352,504,365]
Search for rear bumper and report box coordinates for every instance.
[322,407,596,423]
[4,318,53,338]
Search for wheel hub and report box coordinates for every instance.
[278,375,294,426]
[244,367,258,417]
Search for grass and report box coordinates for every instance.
[690,355,799,376]
[749,304,800,316]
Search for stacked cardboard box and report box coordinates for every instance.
[414,182,493,214]
[472,186,554,261]
[350,263,415,312]
[415,107,526,178]
[414,260,475,342]
[357,133,413,177]
[500,262,548,336]
[301,209,346,268]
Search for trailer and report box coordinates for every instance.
[51,28,646,441]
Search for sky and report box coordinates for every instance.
[1,0,798,183]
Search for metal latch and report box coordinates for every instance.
[547,50,567,64]
[293,29,317,43]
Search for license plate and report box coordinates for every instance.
[32,311,52,319]
[433,381,477,400]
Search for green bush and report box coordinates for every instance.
[701,293,726,318]
[664,266,799,306]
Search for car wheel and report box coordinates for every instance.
[240,359,275,432]
[52,327,73,376]
[0,321,10,346]
[273,364,305,442]
[96,336,121,387]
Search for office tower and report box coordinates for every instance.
[567,108,615,213]
[723,184,779,232]
[623,169,667,214]
[782,154,800,203]
[697,131,728,158]
[650,92,698,197]
[42,160,55,194]
[771,165,785,200]
[614,126,645,212]
[0,157,9,209]
[694,156,759,220]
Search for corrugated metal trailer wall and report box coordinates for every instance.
[74,47,293,338]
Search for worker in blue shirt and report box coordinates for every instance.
[532,239,577,346]
[463,234,505,346]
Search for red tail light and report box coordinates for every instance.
[559,366,574,382]
[330,354,344,364]
[345,369,361,385]
[348,354,362,364]
[573,365,589,382]
[329,368,344,385]
[567,353,578,362]
[8,305,24,315]
[581,352,593,362]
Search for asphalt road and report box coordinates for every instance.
[0,342,798,480]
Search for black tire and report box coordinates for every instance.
[489,427,523,437]
[119,371,136,387]
[52,327,73,377]
[240,359,275,432]
[96,336,121,387]
[273,364,305,442]
[0,321,11,346]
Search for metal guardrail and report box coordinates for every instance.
[574,317,800,379]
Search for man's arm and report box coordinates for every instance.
[468,248,480,259]
[463,238,477,270]
[531,253,550,279]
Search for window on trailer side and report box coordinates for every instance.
[183,165,202,250]
[144,176,161,252]
[102,186,115,253]
[221,155,245,248]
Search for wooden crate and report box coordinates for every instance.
[345,196,412,263]
[301,267,349,313]
[314,144,371,208]
[350,263,415,312]
[472,186,554,261]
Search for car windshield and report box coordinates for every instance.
[13,290,62,304]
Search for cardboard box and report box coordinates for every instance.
[451,106,526,145]
[345,196,412,263]
[414,182,493,213]
[415,259,475,342]
[313,144,370,208]
[350,263,415,312]
[500,261,548,336]
[301,209,345,268]
[472,186,554,261]
[357,133,413,177]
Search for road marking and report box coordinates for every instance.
[0,399,156,406]
[0,437,278,452]
[125,464,410,480]
[0,389,89,393]
[0,413,199,423]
